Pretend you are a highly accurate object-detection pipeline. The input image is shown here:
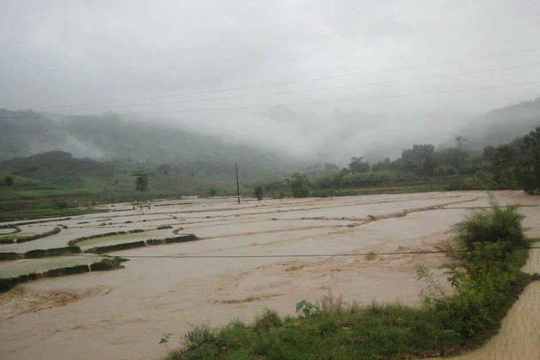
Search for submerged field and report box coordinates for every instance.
[0,191,539,360]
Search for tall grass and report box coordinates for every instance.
[159,204,537,360]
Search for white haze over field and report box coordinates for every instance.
[1,0,540,163]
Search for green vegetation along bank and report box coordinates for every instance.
[252,126,540,200]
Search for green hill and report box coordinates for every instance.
[0,109,303,182]
[0,151,114,188]
[451,96,540,149]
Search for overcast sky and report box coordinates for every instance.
[1,0,540,162]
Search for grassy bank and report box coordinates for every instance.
[0,188,101,222]
[0,188,186,222]
[256,173,509,200]
[310,182,452,197]
[0,256,126,293]
[160,205,538,360]
[0,227,61,244]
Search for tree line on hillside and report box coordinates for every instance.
[255,126,540,199]
[0,151,115,188]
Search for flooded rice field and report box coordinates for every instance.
[1,191,539,360]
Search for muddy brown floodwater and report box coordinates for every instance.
[0,191,539,360]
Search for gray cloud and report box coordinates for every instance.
[1,0,540,164]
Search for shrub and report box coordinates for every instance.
[0,277,19,292]
[3,176,14,187]
[295,300,319,317]
[46,265,90,277]
[254,185,264,201]
[53,201,70,209]
[517,127,540,194]
[462,172,498,190]
[290,174,311,198]
[448,204,528,280]
[253,310,282,332]
[317,292,347,312]
[183,326,216,350]
[90,257,125,271]
[426,204,531,342]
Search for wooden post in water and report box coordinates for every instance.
[235,162,240,204]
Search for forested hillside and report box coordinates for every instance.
[452,96,540,149]
[0,151,114,188]
[0,109,301,180]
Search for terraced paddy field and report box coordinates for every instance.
[0,257,107,278]
[0,191,539,360]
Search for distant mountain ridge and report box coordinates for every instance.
[2,94,539,178]
[0,109,302,179]
[452,96,540,149]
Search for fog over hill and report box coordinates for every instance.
[2,1,540,169]
[161,105,472,164]
[1,94,538,171]
[451,96,540,150]
[0,106,472,166]
[0,109,304,178]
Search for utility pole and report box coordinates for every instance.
[235,162,241,204]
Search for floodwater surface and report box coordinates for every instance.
[0,191,539,360]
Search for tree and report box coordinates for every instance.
[254,185,264,201]
[482,146,498,160]
[455,136,467,149]
[400,144,436,176]
[290,173,311,198]
[156,164,172,175]
[481,127,540,193]
[323,163,340,172]
[518,127,540,194]
[348,157,370,173]
[3,176,13,187]
[372,158,391,172]
[436,148,470,174]
[132,170,149,192]
[483,143,520,188]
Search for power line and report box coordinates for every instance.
[34,46,540,111]
[35,61,540,112]
[119,80,540,116]
[74,246,540,260]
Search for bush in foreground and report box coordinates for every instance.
[253,185,264,201]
